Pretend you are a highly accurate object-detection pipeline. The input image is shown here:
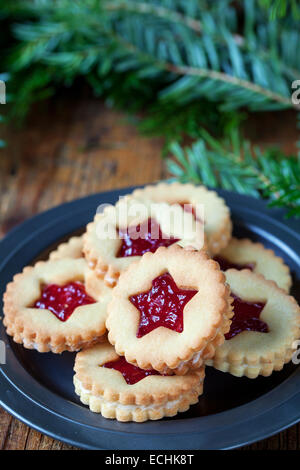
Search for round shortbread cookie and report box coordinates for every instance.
[215,237,292,292]
[74,342,205,422]
[132,182,232,255]
[3,258,111,353]
[106,244,233,375]
[83,196,205,287]
[49,236,84,261]
[206,269,300,378]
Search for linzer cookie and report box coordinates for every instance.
[83,196,205,287]
[74,342,205,422]
[48,235,111,300]
[3,258,111,353]
[132,182,232,255]
[214,237,292,292]
[106,245,233,375]
[206,269,300,378]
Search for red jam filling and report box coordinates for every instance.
[130,272,197,338]
[103,356,161,385]
[117,218,179,258]
[178,202,202,223]
[214,256,256,272]
[225,293,268,340]
[32,281,95,322]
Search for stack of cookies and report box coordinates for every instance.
[3,183,300,422]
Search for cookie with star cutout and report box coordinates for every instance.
[206,269,300,378]
[48,235,111,300]
[83,196,205,287]
[106,244,233,375]
[3,258,111,353]
[74,342,205,422]
[132,182,232,255]
[214,237,292,292]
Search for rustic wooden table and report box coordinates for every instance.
[0,94,299,450]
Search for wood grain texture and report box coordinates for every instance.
[0,94,299,450]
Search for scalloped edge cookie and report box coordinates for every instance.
[132,182,232,255]
[3,258,111,353]
[106,244,233,375]
[74,342,205,422]
[206,269,300,378]
[83,195,205,287]
[48,235,112,300]
[215,237,292,292]
[49,236,84,261]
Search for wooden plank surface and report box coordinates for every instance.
[0,93,299,450]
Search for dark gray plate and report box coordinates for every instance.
[0,187,299,450]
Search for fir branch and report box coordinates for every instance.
[138,101,244,155]
[161,63,292,109]
[2,0,300,117]
[106,1,205,34]
[108,0,300,81]
[1,0,299,216]
[259,0,300,19]
[167,130,300,217]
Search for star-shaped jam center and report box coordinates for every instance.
[32,281,95,322]
[117,218,179,258]
[103,356,162,385]
[225,293,268,340]
[214,256,256,272]
[130,272,197,338]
